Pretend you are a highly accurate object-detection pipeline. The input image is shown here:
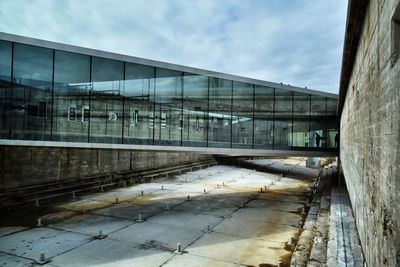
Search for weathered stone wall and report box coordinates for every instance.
[340,0,400,266]
[0,146,213,190]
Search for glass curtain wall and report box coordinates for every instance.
[232,81,253,148]
[90,57,124,144]
[154,68,182,146]
[182,73,208,147]
[254,85,274,149]
[11,43,53,140]
[0,39,339,151]
[274,89,292,149]
[292,92,310,147]
[208,78,232,148]
[53,50,91,142]
[123,63,155,145]
[0,40,12,139]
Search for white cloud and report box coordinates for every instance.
[0,0,347,94]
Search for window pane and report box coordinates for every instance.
[232,81,253,148]
[154,68,182,146]
[327,98,337,116]
[123,63,155,145]
[53,50,90,142]
[254,86,274,148]
[182,73,208,147]
[292,92,310,148]
[274,89,292,148]
[12,43,53,140]
[90,57,124,144]
[0,40,12,138]
[208,78,232,148]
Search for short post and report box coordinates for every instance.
[36,218,43,227]
[207,224,211,232]
[165,203,170,210]
[187,195,190,201]
[222,182,225,186]
[161,185,164,190]
[95,230,107,239]
[260,188,263,193]
[35,199,39,207]
[141,190,144,196]
[115,198,119,204]
[176,243,182,253]
[203,189,206,194]
[264,185,267,190]
[136,214,143,223]
[40,252,46,262]
[72,191,76,198]
[240,200,244,208]
[101,185,104,192]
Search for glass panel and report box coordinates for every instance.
[123,63,154,145]
[327,98,337,116]
[0,40,12,138]
[326,117,338,148]
[182,73,208,147]
[254,85,274,148]
[292,120,310,147]
[90,57,124,144]
[154,68,182,146]
[274,89,292,148]
[208,78,232,148]
[310,119,326,148]
[292,92,310,148]
[232,81,253,148]
[53,50,90,142]
[11,43,53,140]
[311,96,326,116]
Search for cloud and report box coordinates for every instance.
[0,0,347,94]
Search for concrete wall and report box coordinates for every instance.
[0,146,213,190]
[340,0,400,266]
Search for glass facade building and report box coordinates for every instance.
[0,33,338,152]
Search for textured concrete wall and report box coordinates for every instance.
[0,146,212,190]
[340,1,400,266]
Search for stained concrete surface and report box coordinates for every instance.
[0,158,317,266]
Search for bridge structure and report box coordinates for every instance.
[0,32,338,157]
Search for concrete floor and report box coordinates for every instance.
[0,158,318,267]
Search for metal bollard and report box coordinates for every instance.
[165,203,170,210]
[35,199,40,207]
[136,214,143,223]
[115,198,119,204]
[161,185,164,190]
[36,218,43,227]
[187,195,190,201]
[141,190,144,196]
[39,252,46,262]
[72,191,76,198]
[203,189,207,194]
[260,188,263,193]
[176,243,182,253]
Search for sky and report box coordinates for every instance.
[0,0,348,94]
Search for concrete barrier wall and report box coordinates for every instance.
[340,1,400,266]
[0,146,213,190]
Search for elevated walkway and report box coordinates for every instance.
[0,139,338,157]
